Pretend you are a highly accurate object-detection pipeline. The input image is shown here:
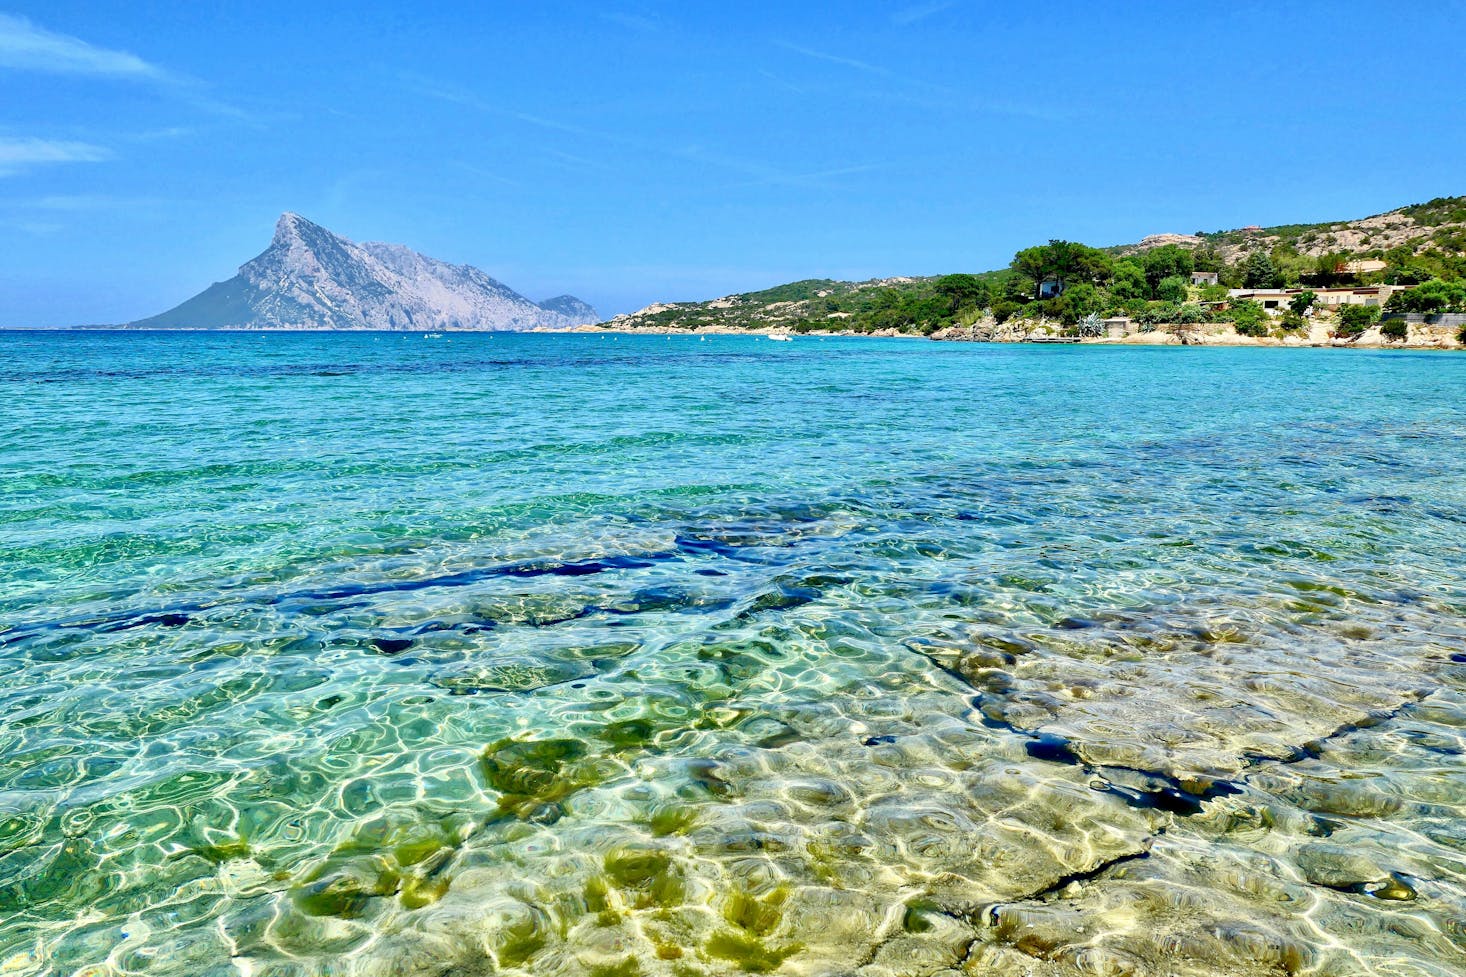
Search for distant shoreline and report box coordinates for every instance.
[569,322,1463,349]
[2,325,1459,350]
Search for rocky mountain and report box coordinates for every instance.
[126,213,596,331]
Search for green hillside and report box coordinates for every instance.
[598,195,1466,336]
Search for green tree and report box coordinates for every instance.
[1155,275,1189,304]
[1386,262,1437,286]
[1110,260,1148,302]
[1052,282,1103,323]
[991,300,1023,323]
[1001,272,1034,304]
[1192,246,1225,273]
[1387,278,1466,313]
[1335,304,1382,336]
[1217,262,1245,288]
[1228,299,1268,336]
[1140,245,1195,293]
[1265,245,1311,287]
[1242,251,1279,288]
[1137,302,1182,326]
[1311,252,1350,286]
[933,274,990,314]
[1174,303,1209,324]
[1289,290,1317,315]
[1011,240,1113,297]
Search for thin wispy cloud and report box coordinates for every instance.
[598,11,661,33]
[773,36,1058,122]
[0,137,112,175]
[774,40,890,76]
[891,1,956,26]
[449,160,524,189]
[0,192,161,232]
[675,145,885,191]
[1,193,158,211]
[401,74,609,142]
[0,14,251,120]
[773,38,949,100]
[540,149,616,173]
[757,69,810,95]
[2,217,63,234]
[0,13,165,78]
[726,162,887,191]
[406,72,882,192]
[123,126,196,142]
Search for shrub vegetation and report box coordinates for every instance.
[1335,304,1382,337]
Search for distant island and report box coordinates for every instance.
[115,213,597,332]
[588,195,1466,349]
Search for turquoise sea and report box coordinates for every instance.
[2,331,1465,977]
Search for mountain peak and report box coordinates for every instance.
[128,214,597,331]
[271,211,326,247]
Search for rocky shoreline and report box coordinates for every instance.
[570,320,1463,350]
[566,323,919,339]
[930,317,1463,350]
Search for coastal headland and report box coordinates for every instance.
[582,195,1466,351]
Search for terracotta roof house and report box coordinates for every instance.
[1344,259,1388,275]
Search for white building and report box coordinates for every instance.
[1227,285,1405,312]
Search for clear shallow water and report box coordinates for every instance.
[1,331,1465,977]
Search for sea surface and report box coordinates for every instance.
[2,331,1464,977]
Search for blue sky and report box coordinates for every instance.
[1,0,1463,325]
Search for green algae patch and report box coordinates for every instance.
[902,898,947,934]
[287,815,468,918]
[583,874,614,913]
[699,885,801,970]
[491,909,552,968]
[604,846,686,909]
[481,736,610,819]
[290,854,401,919]
[481,737,589,795]
[721,885,788,936]
[645,802,701,837]
[399,874,450,910]
[599,718,663,749]
[390,823,458,868]
[605,848,672,887]
[704,930,802,972]
[179,834,251,865]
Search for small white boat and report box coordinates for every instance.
[424,332,443,339]
[768,333,793,342]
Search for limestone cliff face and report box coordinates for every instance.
[128,213,596,330]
